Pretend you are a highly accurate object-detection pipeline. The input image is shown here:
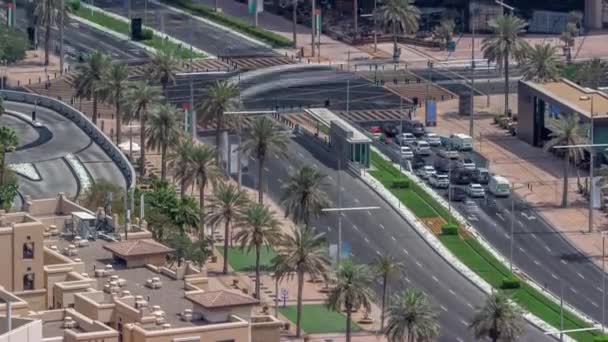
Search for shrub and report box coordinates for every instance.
[594,337,608,342]
[391,179,410,189]
[141,28,154,40]
[441,223,459,235]
[501,277,521,289]
[69,0,81,11]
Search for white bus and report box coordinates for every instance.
[450,133,473,151]
[489,176,511,197]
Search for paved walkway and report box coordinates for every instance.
[5,50,65,89]
[431,94,608,268]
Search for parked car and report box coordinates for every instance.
[424,132,441,146]
[438,149,460,159]
[434,158,457,173]
[400,146,414,159]
[457,158,476,171]
[472,168,490,184]
[429,173,449,188]
[413,140,431,156]
[449,133,473,151]
[403,120,425,137]
[398,132,416,146]
[450,168,473,185]
[416,165,436,179]
[381,123,399,138]
[466,183,486,198]
[447,187,467,202]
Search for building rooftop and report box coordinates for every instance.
[305,108,372,143]
[524,79,608,118]
[42,320,85,339]
[186,290,259,309]
[103,239,174,258]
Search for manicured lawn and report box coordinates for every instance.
[216,246,276,272]
[370,150,606,341]
[279,304,361,334]
[73,6,204,59]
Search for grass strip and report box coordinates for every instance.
[370,150,605,341]
[73,6,204,59]
[162,0,293,48]
[216,246,276,272]
[279,304,361,334]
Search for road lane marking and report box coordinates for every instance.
[456,338,464,342]
[448,289,456,296]
[561,259,567,265]
[379,224,385,230]
[376,250,382,256]
[551,274,558,280]
[263,167,270,172]
[440,305,448,312]
[460,319,468,326]
[591,301,599,308]
[297,152,304,158]
[415,261,422,268]
[533,260,540,265]
[496,213,505,221]
[531,234,539,240]
[327,226,332,232]
[364,237,369,244]
[353,225,359,231]
[466,303,474,309]
[402,248,409,255]
[504,233,510,239]
[327,176,334,181]
[432,276,439,283]
[353,198,360,203]
[598,286,604,292]
[577,272,585,280]
[518,220,524,227]
[544,245,552,253]
[518,247,526,253]
[340,212,346,217]
[391,236,397,241]
[367,210,373,216]
[277,178,283,184]
[571,287,578,294]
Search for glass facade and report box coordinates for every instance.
[350,143,370,168]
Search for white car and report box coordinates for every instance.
[458,158,476,171]
[398,133,416,146]
[424,133,442,146]
[466,183,486,198]
[400,146,414,159]
[429,174,449,188]
[438,149,460,159]
[417,165,436,179]
[413,140,431,156]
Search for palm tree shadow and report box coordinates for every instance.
[291,134,340,170]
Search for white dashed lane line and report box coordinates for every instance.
[379,224,385,230]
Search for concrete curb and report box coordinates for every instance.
[364,146,576,341]
[77,3,214,58]
[5,109,44,128]
[149,0,271,49]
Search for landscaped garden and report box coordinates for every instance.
[216,246,277,272]
[279,304,361,334]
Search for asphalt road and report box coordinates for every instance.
[92,0,274,57]
[216,132,554,341]
[376,133,608,331]
[3,101,126,201]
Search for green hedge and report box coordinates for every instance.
[164,0,293,48]
[391,180,410,189]
[440,223,459,235]
[594,337,608,342]
[501,277,521,289]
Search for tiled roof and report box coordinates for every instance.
[186,290,259,309]
[103,239,174,257]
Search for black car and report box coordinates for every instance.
[381,123,399,138]
[412,155,425,169]
[434,158,457,173]
[402,120,425,137]
[450,168,473,185]
[447,187,467,202]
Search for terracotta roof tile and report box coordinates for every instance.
[103,239,174,257]
[186,290,259,309]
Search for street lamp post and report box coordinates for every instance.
[580,95,595,233]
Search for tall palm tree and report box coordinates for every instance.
[326,260,375,342]
[170,196,200,234]
[581,58,608,90]
[481,15,529,117]
[374,0,420,59]
[234,203,282,299]
[373,254,404,330]
[145,103,181,181]
[123,81,163,177]
[168,135,195,197]
[291,0,298,47]
[521,43,560,83]
[189,143,222,237]
[148,48,180,97]
[198,80,240,163]
[543,113,586,208]
[98,63,130,144]
[73,51,111,125]
[470,292,524,342]
[281,166,329,227]
[0,127,18,185]
[384,288,440,342]
[273,226,331,338]
[205,181,249,274]
[242,117,288,204]
[34,0,67,66]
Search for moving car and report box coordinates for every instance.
[412,155,425,169]
[457,158,476,171]
[489,175,511,197]
[424,132,441,146]
[434,158,457,173]
[429,173,449,188]
[466,183,486,198]
[369,126,382,139]
[438,149,460,159]
[447,187,466,201]
[381,123,399,138]
[449,133,473,151]
[413,140,431,156]
[472,168,490,184]
[400,146,414,159]
[416,165,436,179]
[403,120,425,136]
[398,132,416,146]
[450,168,473,185]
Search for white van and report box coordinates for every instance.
[450,133,473,151]
[414,140,431,155]
[489,176,511,197]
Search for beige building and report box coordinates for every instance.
[103,239,174,268]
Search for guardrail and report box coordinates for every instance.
[0,90,135,189]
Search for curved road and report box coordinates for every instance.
[3,101,126,202]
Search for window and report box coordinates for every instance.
[23,273,34,290]
[23,242,34,259]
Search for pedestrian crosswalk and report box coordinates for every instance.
[334,109,406,123]
[221,56,295,71]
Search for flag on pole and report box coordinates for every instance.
[315,9,321,34]
[7,1,15,27]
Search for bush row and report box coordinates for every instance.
[440,223,459,236]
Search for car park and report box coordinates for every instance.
[457,158,476,171]
[413,140,431,156]
[398,132,416,146]
[424,132,441,146]
[438,149,460,159]
[403,120,425,136]
[416,165,436,179]
[400,146,414,159]
[466,183,486,198]
[472,168,490,184]
[449,133,473,151]
[447,187,466,201]
[429,174,449,188]
[450,168,473,185]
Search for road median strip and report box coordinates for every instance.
[365,149,605,342]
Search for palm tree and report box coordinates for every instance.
[373,254,404,330]
[242,117,288,204]
[0,97,4,117]
[189,143,222,237]
[581,58,608,90]
[481,15,529,117]
[168,135,195,197]
[98,63,130,144]
[326,260,375,342]
[145,103,181,181]
[198,80,240,163]
[205,181,249,274]
[148,48,180,97]
[470,292,524,342]
[374,0,420,59]
[0,127,18,185]
[123,81,163,177]
[521,43,560,83]
[281,166,329,227]
[543,113,586,208]
[384,288,440,342]
[273,226,331,338]
[34,0,67,66]
[432,19,455,50]
[73,50,111,125]
[170,196,200,234]
[234,203,282,299]
[291,0,298,47]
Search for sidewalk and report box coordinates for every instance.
[431,93,608,267]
